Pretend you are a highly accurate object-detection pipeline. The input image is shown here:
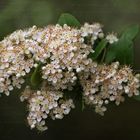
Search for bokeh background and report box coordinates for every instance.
[0,0,140,139]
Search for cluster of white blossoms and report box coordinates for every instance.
[41,24,94,90]
[0,22,139,131]
[79,62,140,115]
[21,83,75,131]
[80,23,104,44]
[106,33,118,44]
[0,23,102,95]
[0,22,118,95]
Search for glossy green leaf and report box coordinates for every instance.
[105,25,139,65]
[30,63,42,88]
[89,39,108,60]
[121,25,139,41]
[58,13,81,27]
[105,38,133,65]
[105,49,116,64]
[114,38,133,65]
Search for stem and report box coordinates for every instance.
[101,48,106,63]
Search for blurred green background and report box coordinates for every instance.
[1,0,140,139]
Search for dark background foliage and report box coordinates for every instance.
[0,0,140,139]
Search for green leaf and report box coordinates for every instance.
[89,39,108,60]
[114,38,133,65]
[58,13,81,27]
[30,63,42,88]
[105,38,133,65]
[105,49,116,64]
[105,25,139,65]
[121,25,139,41]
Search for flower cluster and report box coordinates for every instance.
[0,43,34,95]
[0,24,98,95]
[21,83,75,131]
[80,23,104,44]
[80,62,140,115]
[0,22,139,131]
[106,33,118,44]
[41,24,94,90]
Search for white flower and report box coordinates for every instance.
[106,33,118,44]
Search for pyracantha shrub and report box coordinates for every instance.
[0,13,140,131]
